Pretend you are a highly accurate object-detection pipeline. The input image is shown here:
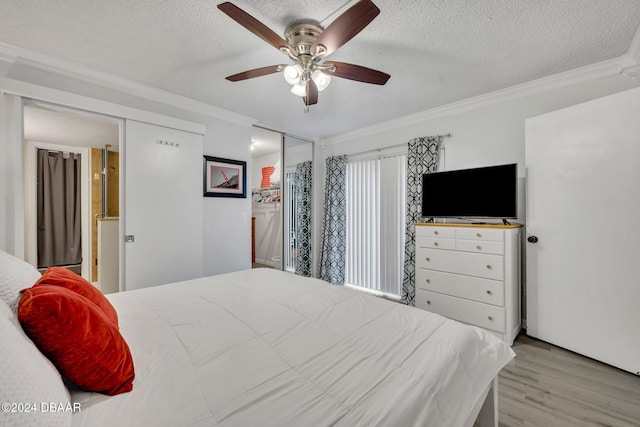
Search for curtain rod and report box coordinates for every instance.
[346,133,452,159]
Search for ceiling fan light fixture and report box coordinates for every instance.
[311,70,331,92]
[283,64,303,85]
[219,1,389,108]
[291,82,307,97]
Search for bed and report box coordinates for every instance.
[1,250,515,427]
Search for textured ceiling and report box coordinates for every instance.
[1,0,639,139]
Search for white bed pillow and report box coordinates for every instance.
[0,300,72,427]
[0,250,41,312]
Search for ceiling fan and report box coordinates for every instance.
[217,0,390,109]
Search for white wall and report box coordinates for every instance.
[202,116,253,275]
[313,74,638,271]
[313,73,637,272]
[0,93,24,257]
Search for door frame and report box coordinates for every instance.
[23,100,123,284]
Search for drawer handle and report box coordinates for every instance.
[434,242,439,247]
[476,245,482,251]
[476,233,482,238]
[426,300,431,305]
[425,278,431,284]
[486,264,492,270]
[425,257,430,262]
[434,230,439,235]
[486,290,492,295]
[488,316,493,321]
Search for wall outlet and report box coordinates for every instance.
[240,212,247,222]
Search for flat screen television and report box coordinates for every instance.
[421,163,517,219]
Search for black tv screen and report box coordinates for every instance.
[421,163,517,219]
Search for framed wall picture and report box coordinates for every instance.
[203,155,246,198]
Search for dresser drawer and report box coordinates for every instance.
[415,289,506,333]
[415,268,505,306]
[456,239,504,255]
[416,236,456,250]
[456,227,504,242]
[416,248,505,280]
[415,225,456,238]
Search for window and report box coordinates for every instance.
[345,154,406,296]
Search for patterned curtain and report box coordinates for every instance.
[319,155,347,285]
[294,161,312,277]
[401,137,442,305]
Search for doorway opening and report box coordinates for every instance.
[23,100,122,293]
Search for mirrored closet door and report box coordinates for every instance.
[250,128,283,269]
[250,128,313,274]
[283,135,313,276]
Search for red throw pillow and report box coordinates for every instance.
[35,267,118,326]
[18,285,134,396]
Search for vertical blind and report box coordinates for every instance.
[346,159,380,288]
[345,155,406,295]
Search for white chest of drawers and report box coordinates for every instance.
[414,223,522,345]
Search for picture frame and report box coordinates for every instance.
[203,155,246,198]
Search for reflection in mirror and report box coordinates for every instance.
[283,136,313,276]
[250,128,282,270]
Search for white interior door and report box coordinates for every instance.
[525,87,640,374]
[123,120,203,291]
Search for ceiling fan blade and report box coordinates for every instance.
[304,80,318,106]
[325,61,390,85]
[218,2,295,54]
[225,65,284,82]
[311,0,380,57]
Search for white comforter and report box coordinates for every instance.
[71,269,514,427]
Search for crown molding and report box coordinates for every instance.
[620,56,640,84]
[0,41,257,127]
[0,76,207,135]
[0,48,16,64]
[628,22,640,63]
[322,56,630,146]
[623,23,640,83]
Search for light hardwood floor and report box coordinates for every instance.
[498,333,640,426]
